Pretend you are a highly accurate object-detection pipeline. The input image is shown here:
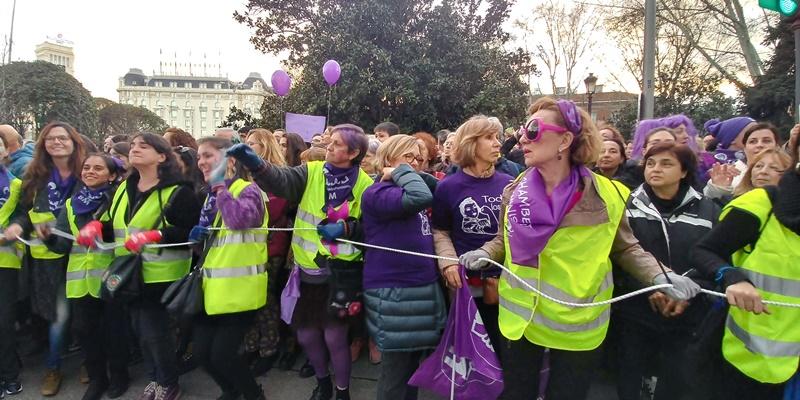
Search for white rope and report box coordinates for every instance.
[337,238,673,308]
[207,226,316,232]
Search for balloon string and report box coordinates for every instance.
[326,86,332,125]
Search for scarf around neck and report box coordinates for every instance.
[0,170,10,208]
[48,169,78,213]
[71,184,111,215]
[323,163,359,209]
[506,165,588,267]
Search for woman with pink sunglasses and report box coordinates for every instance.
[459,97,700,399]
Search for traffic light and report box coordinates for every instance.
[760,0,799,17]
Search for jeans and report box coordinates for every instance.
[72,297,129,383]
[0,269,20,381]
[46,285,70,370]
[130,302,178,387]
[193,312,261,400]
[499,336,600,400]
[376,351,425,400]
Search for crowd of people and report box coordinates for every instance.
[0,96,797,400]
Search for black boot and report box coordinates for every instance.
[106,372,129,399]
[309,376,332,400]
[81,380,108,400]
[334,387,350,400]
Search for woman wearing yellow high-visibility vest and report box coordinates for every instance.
[693,135,800,399]
[459,98,700,400]
[187,136,268,400]
[0,162,23,397]
[42,153,129,400]
[78,133,200,400]
[227,124,371,400]
[4,121,87,396]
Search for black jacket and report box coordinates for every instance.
[613,184,721,329]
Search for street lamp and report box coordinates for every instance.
[584,73,598,115]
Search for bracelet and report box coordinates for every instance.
[715,266,734,284]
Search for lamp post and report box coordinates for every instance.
[584,73,598,116]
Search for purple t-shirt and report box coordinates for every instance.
[361,181,438,289]
[432,170,512,275]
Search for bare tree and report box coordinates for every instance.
[518,0,598,95]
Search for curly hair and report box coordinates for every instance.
[164,127,198,150]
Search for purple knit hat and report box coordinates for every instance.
[703,116,755,150]
[631,114,699,159]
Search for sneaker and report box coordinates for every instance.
[139,382,158,400]
[40,370,62,396]
[155,384,181,400]
[4,381,22,396]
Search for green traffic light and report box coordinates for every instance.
[780,0,799,15]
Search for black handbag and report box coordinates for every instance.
[162,266,204,317]
[100,254,143,303]
[161,228,217,317]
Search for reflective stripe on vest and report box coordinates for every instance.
[498,173,624,351]
[65,198,115,298]
[0,177,21,269]
[720,188,800,384]
[111,182,190,284]
[291,161,372,269]
[201,179,269,315]
[28,209,62,260]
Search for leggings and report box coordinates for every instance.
[296,324,351,389]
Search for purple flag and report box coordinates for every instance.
[409,268,504,399]
[285,112,327,142]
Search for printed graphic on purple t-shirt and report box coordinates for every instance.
[432,170,512,256]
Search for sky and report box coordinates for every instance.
[1,0,756,101]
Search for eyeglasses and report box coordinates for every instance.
[45,135,71,143]
[402,153,423,164]
[174,146,191,153]
[518,118,567,142]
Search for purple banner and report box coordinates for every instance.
[285,112,327,142]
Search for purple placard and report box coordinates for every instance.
[285,112,327,142]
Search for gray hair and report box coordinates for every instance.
[367,138,381,155]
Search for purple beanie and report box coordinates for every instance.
[704,117,755,149]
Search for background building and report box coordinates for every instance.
[35,34,75,76]
[531,85,638,123]
[117,68,269,136]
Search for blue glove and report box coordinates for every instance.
[226,143,264,171]
[317,221,345,242]
[188,225,209,243]
[209,156,227,188]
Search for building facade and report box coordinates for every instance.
[531,86,638,123]
[35,35,75,76]
[117,69,269,136]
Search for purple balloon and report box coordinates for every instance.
[271,70,291,97]
[322,60,341,86]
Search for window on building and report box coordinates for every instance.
[171,110,178,118]
[184,110,191,118]
[186,119,191,128]
[201,111,207,119]
[200,83,207,89]
[213,110,221,118]
[201,121,207,129]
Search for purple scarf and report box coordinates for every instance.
[0,170,10,208]
[506,166,588,267]
[48,169,77,213]
[323,163,359,209]
[199,192,219,228]
[70,184,110,215]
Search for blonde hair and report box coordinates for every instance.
[247,129,286,166]
[527,97,601,166]
[734,148,792,196]
[374,135,419,171]
[451,115,503,168]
